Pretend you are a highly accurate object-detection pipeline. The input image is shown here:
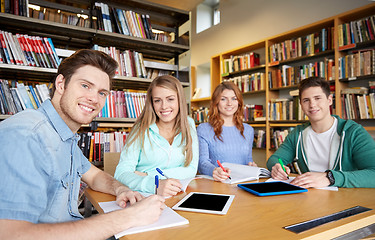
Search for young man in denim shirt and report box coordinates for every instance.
[0,49,165,239]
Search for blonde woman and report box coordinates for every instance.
[115,75,198,197]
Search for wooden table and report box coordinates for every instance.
[85,178,375,240]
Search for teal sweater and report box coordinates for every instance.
[114,117,199,193]
[267,115,375,188]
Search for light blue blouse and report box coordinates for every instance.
[197,122,254,176]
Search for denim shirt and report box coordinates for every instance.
[0,100,92,223]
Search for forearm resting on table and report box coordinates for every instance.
[0,211,133,240]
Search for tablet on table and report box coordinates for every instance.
[172,192,235,215]
[238,181,308,196]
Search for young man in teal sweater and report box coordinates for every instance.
[267,77,375,188]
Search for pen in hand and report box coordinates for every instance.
[156,168,184,192]
[278,158,289,179]
[156,167,170,179]
[155,175,159,195]
[216,160,231,180]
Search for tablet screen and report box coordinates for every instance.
[238,181,307,196]
[172,192,235,215]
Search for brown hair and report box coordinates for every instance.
[208,81,244,141]
[124,75,193,166]
[298,77,330,99]
[50,49,118,98]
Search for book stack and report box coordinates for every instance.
[269,97,307,121]
[244,104,263,122]
[224,72,265,92]
[94,2,157,41]
[154,32,172,42]
[93,45,147,78]
[338,14,375,47]
[98,89,147,119]
[268,59,335,89]
[222,52,260,74]
[192,107,209,124]
[341,87,375,120]
[146,69,173,80]
[78,131,129,165]
[253,129,266,149]
[338,49,375,79]
[268,27,334,63]
[28,6,91,28]
[0,79,50,115]
[270,128,294,149]
[1,0,28,17]
[0,30,60,68]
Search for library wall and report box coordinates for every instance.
[190,0,369,67]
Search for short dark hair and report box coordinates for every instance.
[50,49,118,98]
[298,77,330,99]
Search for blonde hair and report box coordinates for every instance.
[124,75,193,166]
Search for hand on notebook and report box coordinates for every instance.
[213,167,231,182]
[290,172,331,189]
[271,163,291,180]
[124,195,166,228]
[157,179,183,197]
[116,189,144,208]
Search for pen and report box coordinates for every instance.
[156,167,170,179]
[155,175,159,194]
[278,158,289,179]
[216,160,231,180]
[156,168,184,192]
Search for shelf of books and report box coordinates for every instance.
[195,3,375,163]
[0,0,191,166]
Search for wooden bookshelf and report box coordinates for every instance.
[199,2,375,163]
[0,0,191,128]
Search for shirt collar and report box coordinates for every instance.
[38,99,77,142]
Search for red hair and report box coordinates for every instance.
[208,81,244,141]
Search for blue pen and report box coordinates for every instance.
[156,168,184,192]
[155,175,159,194]
[156,167,170,179]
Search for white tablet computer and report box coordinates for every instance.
[172,192,235,215]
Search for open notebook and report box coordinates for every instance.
[99,201,188,238]
[222,162,271,184]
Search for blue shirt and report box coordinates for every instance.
[115,117,199,193]
[0,100,92,223]
[197,122,254,176]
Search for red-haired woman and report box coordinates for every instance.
[198,81,256,181]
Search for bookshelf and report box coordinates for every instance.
[0,0,191,128]
[197,3,375,164]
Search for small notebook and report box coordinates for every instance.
[99,201,188,238]
[222,162,271,184]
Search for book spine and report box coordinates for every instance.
[10,88,23,112]
[13,87,26,110]
[0,30,14,64]
[0,80,17,114]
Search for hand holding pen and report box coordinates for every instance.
[215,160,232,181]
[154,175,159,194]
[278,158,290,180]
[155,168,183,197]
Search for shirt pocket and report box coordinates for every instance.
[45,172,70,221]
[68,169,84,218]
